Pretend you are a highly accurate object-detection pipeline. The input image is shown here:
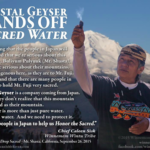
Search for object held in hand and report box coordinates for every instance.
[79,20,83,29]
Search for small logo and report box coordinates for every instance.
[114,93,120,99]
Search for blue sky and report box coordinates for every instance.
[0,0,150,53]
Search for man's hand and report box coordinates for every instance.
[129,117,149,135]
[71,25,85,48]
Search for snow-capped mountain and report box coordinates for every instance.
[1,30,150,78]
[55,30,150,76]
[56,30,122,76]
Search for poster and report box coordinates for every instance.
[0,0,150,150]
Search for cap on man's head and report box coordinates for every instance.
[120,44,146,62]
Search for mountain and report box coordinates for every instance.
[56,30,121,76]
[1,30,150,79]
[55,30,150,77]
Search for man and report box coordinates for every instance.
[71,25,150,150]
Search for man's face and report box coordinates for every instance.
[117,53,144,83]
